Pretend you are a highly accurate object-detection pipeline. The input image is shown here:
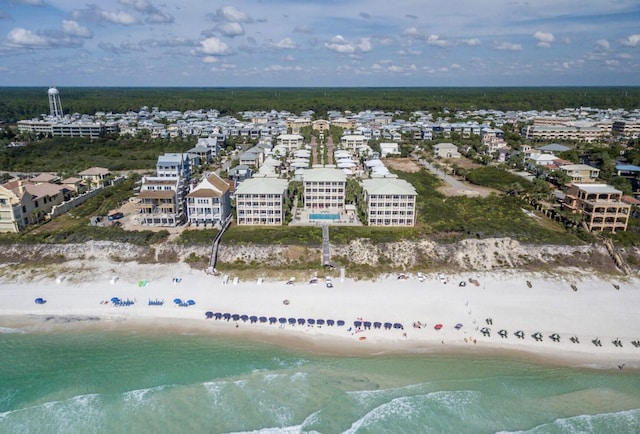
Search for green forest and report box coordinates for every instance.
[1,87,640,122]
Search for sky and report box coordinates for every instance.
[0,0,639,87]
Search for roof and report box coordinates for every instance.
[79,167,110,176]
[235,177,288,195]
[434,142,458,149]
[23,182,64,198]
[138,190,176,199]
[303,168,347,183]
[31,173,57,183]
[616,164,640,173]
[572,183,622,194]
[362,177,417,196]
[187,173,230,198]
[61,177,82,184]
[559,164,598,171]
[538,143,571,152]
[622,196,640,206]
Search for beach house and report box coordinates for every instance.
[562,183,631,232]
[186,173,231,227]
[78,167,111,189]
[303,168,346,211]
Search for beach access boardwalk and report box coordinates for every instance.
[209,216,232,271]
[321,225,333,267]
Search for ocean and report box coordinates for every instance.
[1,328,639,434]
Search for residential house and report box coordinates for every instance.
[78,167,111,189]
[235,177,289,225]
[228,164,254,188]
[558,164,600,183]
[156,153,191,180]
[303,168,346,210]
[276,134,304,151]
[0,180,65,232]
[433,143,461,159]
[361,177,417,227]
[380,142,400,158]
[340,135,367,152]
[562,183,630,232]
[137,176,185,226]
[239,147,265,168]
[186,173,231,227]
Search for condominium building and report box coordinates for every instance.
[562,183,630,232]
[17,119,119,138]
[521,125,606,143]
[340,135,367,152]
[276,134,304,151]
[612,120,640,137]
[186,173,231,226]
[303,168,346,210]
[235,177,289,225]
[361,177,417,227]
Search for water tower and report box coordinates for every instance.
[48,87,63,118]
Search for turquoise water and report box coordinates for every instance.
[1,328,639,434]
[309,214,340,220]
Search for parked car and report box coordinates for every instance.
[108,212,124,221]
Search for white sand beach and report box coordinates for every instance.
[1,260,639,369]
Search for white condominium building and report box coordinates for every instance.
[340,135,367,152]
[235,177,289,225]
[303,168,346,210]
[361,177,417,227]
[276,134,304,151]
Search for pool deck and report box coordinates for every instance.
[289,208,362,226]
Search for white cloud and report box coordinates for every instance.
[620,34,640,47]
[7,27,49,47]
[533,31,554,48]
[62,20,92,38]
[595,39,610,51]
[197,37,231,55]
[293,26,314,34]
[460,38,481,46]
[202,56,217,63]
[264,64,302,72]
[426,34,448,48]
[494,41,522,51]
[99,10,139,25]
[267,37,297,49]
[325,35,372,54]
[210,6,253,23]
[216,22,245,37]
[146,12,174,24]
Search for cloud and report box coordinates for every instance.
[202,56,217,63]
[402,27,448,47]
[325,35,372,54]
[264,64,302,72]
[13,0,45,5]
[405,14,418,20]
[209,6,253,23]
[117,0,174,24]
[72,6,139,25]
[533,31,554,48]
[62,20,92,38]
[595,39,610,51]
[494,41,522,51]
[425,34,448,47]
[266,37,297,49]
[460,38,481,46]
[293,25,313,34]
[215,22,245,37]
[619,34,640,47]
[7,27,49,47]
[197,37,231,55]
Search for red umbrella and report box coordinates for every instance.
[434,324,443,330]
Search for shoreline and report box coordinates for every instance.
[1,260,639,370]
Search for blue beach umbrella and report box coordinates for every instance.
[187,299,195,306]
[173,298,182,304]
[316,319,325,325]
[307,319,316,325]
[205,311,214,319]
[326,319,335,326]
[337,320,345,327]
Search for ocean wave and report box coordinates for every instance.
[0,327,26,334]
[497,408,640,434]
[121,384,169,407]
[343,390,482,433]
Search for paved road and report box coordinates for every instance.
[418,159,469,190]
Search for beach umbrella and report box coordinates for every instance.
[278,317,287,324]
[434,324,443,330]
[187,299,195,306]
[317,319,325,325]
[249,316,258,323]
[363,321,371,329]
[373,322,381,329]
[384,322,392,330]
[259,316,268,323]
[223,313,231,320]
[232,314,240,321]
[214,312,222,320]
[455,323,463,330]
[269,317,277,324]
[297,318,305,325]
[307,319,316,325]
[240,314,249,322]
[393,323,404,330]
[111,297,120,303]
[288,318,296,325]
[34,297,46,304]
[326,319,335,326]
[337,320,345,327]
[354,320,362,328]
[173,298,182,304]
[205,311,214,319]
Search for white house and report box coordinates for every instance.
[433,143,461,159]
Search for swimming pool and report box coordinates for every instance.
[309,213,340,220]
